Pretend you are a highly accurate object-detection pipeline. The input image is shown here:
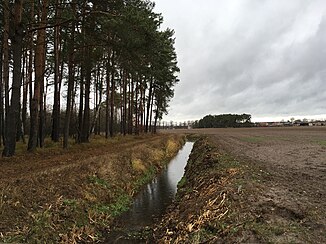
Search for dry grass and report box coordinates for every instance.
[165,138,183,158]
[0,134,185,243]
[131,159,146,173]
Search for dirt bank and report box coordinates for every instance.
[0,134,184,243]
[154,127,326,243]
[153,138,245,243]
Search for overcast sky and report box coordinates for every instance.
[154,0,326,122]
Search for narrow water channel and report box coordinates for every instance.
[108,142,194,240]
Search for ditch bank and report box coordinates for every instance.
[0,134,184,243]
[152,137,250,243]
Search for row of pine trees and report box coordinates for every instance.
[0,0,179,157]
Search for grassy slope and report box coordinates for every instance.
[0,134,184,243]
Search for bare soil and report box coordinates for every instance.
[156,127,326,243]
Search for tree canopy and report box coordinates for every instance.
[193,114,253,128]
[0,0,179,156]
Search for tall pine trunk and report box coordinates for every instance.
[153,104,159,134]
[16,53,26,142]
[149,90,154,133]
[80,49,91,143]
[140,84,144,133]
[0,39,3,146]
[77,68,84,142]
[122,71,127,136]
[28,0,47,151]
[63,1,76,149]
[27,0,34,144]
[105,54,110,138]
[109,68,115,137]
[145,78,153,133]
[90,66,102,135]
[3,0,10,136]
[22,49,28,140]
[128,78,133,134]
[134,80,139,135]
[3,0,24,157]
[51,0,61,142]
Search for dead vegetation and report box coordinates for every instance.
[157,127,326,243]
[0,134,184,243]
[152,138,245,243]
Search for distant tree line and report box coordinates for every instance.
[193,114,253,128]
[0,0,179,156]
[155,120,194,130]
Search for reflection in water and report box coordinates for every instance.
[118,142,194,228]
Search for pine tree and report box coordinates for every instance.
[3,0,24,157]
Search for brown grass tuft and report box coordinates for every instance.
[131,159,146,172]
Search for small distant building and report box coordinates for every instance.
[283,122,292,126]
[251,119,326,127]
[309,121,326,126]
[299,122,309,126]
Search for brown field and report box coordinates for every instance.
[1,127,325,242]
[161,127,326,242]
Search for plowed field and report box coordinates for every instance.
[162,127,326,242]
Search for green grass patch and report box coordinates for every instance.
[175,176,193,200]
[109,194,131,217]
[313,140,326,146]
[94,193,131,217]
[240,136,265,143]
[63,198,78,207]
[135,166,156,189]
[217,154,241,169]
[188,228,213,243]
[125,227,153,241]
[24,208,59,243]
[177,176,187,189]
[249,222,288,241]
[88,175,110,189]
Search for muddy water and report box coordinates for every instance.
[119,142,193,227]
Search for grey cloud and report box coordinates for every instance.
[155,0,326,122]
